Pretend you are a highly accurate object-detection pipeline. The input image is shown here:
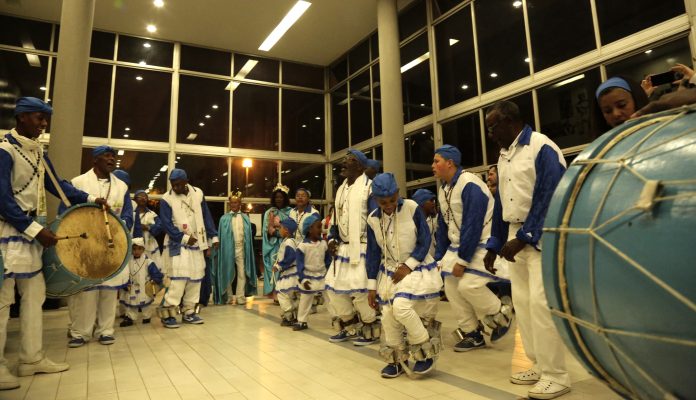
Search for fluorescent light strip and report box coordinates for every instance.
[225,60,259,90]
[258,1,311,51]
[401,52,430,73]
[551,74,585,89]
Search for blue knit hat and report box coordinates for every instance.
[14,97,52,116]
[411,188,436,206]
[435,144,461,166]
[113,169,131,185]
[302,214,321,237]
[372,173,399,197]
[169,168,188,181]
[280,218,298,235]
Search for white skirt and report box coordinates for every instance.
[299,269,326,294]
[441,247,509,283]
[276,266,299,293]
[377,258,443,306]
[324,243,368,294]
[165,245,206,281]
[0,220,42,277]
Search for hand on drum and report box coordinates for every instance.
[368,289,378,310]
[35,228,58,247]
[500,238,526,262]
[303,280,311,290]
[483,250,498,274]
[94,197,110,211]
[392,263,411,284]
[452,263,466,277]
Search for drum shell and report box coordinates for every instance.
[542,108,696,399]
[42,203,131,297]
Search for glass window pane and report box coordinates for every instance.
[175,154,228,197]
[406,129,434,181]
[0,50,48,130]
[206,202,226,227]
[181,45,230,76]
[475,0,529,92]
[527,0,595,71]
[177,75,229,147]
[329,57,347,88]
[442,112,483,168]
[399,0,427,42]
[90,31,115,60]
[349,39,370,75]
[433,0,465,19]
[283,62,324,89]
[281,162,326,200]
[282,89,325,154]
[230,158,278,199]
[331,84,349,152]
[372,64,382,135]
[349,69,372,145]
[484,92,535,164]
[435,4,477,109]
[232,83,278,150]
[84,63,112,138]
[234,54,278,83]
[537,68,601,149]
[0,15,52,51]
[371,32,379,61]
[112,67,171,142]
[401,34,432,123]
[117,36,173,68]
[596,0,685,45]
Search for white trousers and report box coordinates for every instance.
[68,289,118,339]
[297,293,315,323]
[382,297,438,348]
[0,274,45,365]
[277,290,298,315]
[326,291,376,324]
[444,272,501,332]
[163,279,201,315]
[226,242,246,299]
[508,227,570,387]
[125,304,153,320]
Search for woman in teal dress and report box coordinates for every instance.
[262,185,292,296]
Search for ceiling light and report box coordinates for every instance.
[160,165,168,172]
[302,124,307,128]
[198,122,205,127]
[139,61,147,66]
[317,148,322,152]
[258,1,312,51]
[205,114,211,118]
[153,0,164,7]
[222,172,228,177]
[39,86,46,91]
[146,24,157,33]
[490,72,498,78]
[449,38,459,46]
[420,103,425,106]
[401,52,429,73]
[25,54,41,67]
[186,133,197,140]
[136,76,143,81]
[143,43,151,48]
[513,1,522,8]
[212,104,218,109]
[315,116,321,120]
[461,84,469,90]
[242,159,253,168]
[301,179,309,183]
[314,175,319,178]
[524,57,530,63]
[421,131,426,135]
[123,134,129,138]
[226,60,259,90]
[117,150,125,156]
[644,49,653,54]
[551,74,585,89]
[176,156,180,160]
[125,127,131,131]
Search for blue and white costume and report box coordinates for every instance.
[411,188,438,259]
[486,125,570,387]
[119,238,164,321]
[275,218,299,322]
[288,197,320,243]
[296,214,330,324]
[134,191,163,267]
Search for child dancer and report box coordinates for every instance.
[120,238,164,326]
[294,214,330,331]
[274,219,299,326]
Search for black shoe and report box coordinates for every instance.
[280,318,294,327]
[293,322,308,331]
[142,318,151,324]
[119,317,134,327]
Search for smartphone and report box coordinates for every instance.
[650,71,678,86]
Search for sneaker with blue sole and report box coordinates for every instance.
[98,335,115,345]
[68,337,85,348]
[162,317,180,329]
[328,330,357,343]
[182,313,204,324]
[412,358,434,374]
[380,363,405,378]
[454,329,486,352]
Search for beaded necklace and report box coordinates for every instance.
[9,142,41,195]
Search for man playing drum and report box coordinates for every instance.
[0,97,108,390]
[483,101,570,399]
[65,145,133,348]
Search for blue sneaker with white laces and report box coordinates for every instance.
[328,330,357,343]
[182,313,204,324]
[68,337,85,348]
[412,358,434,375]
[162,317,180,329]
[454,329,486,352]
[380,363,405,378]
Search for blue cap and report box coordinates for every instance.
[372,173,399,197]
[302,213,321,237]
[411,188,436,206]
[134,190,148,197]
[169,168,188,181]
[348,149,369,167]
[280,218,298,235]
[295,188,312,198]
[92,145,116,158]
[595,77,632,100]
[14,97,52,116]
[366,158,380,171]
[435,144,461,166]
[113,169,131,185]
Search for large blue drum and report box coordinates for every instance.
[43,203,131,297]
[542,106,696,399]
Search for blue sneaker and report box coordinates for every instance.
[353,336,379,346]
[490,324,511,343]
[68,337,85,348]
[454,330,485,352]
[329,330,356,343]
[412,358,434,375]
[380,363,405,378]
[182,313,204,324]
[162,317,180,329]
[98,335,115,345]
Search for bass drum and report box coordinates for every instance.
[43,203,131,297]
[542,106,696,400]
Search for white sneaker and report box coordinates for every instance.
[0,365,19,390]
[528,379,570,399]
[17,357,69,377]
[510,368,541,385]
[236,296,246,305]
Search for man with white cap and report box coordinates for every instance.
[157,168,219,328]
[0,97,108,389]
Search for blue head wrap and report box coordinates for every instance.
[296,188,311,198]
[169,168,188,181]
[411,188,436,206]
[14,97,52,116]
[134,190,147,197]
[113,169,131,185]
[595,77,632,100]
[366,158,380,171]
[372,173,399,197]
[347,149,369,167]
[302,213,321,237]
[280,218,298,235]
[92,145,116,158]
[435,144,461,166]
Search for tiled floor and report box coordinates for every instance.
[2,291,621,400]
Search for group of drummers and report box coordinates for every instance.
[0,96,574,399]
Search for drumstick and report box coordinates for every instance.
[102,205,115,248]
[56,233,88,240]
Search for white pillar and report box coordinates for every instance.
[377,0,407,195]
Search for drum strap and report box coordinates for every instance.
[40,156,71,208]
